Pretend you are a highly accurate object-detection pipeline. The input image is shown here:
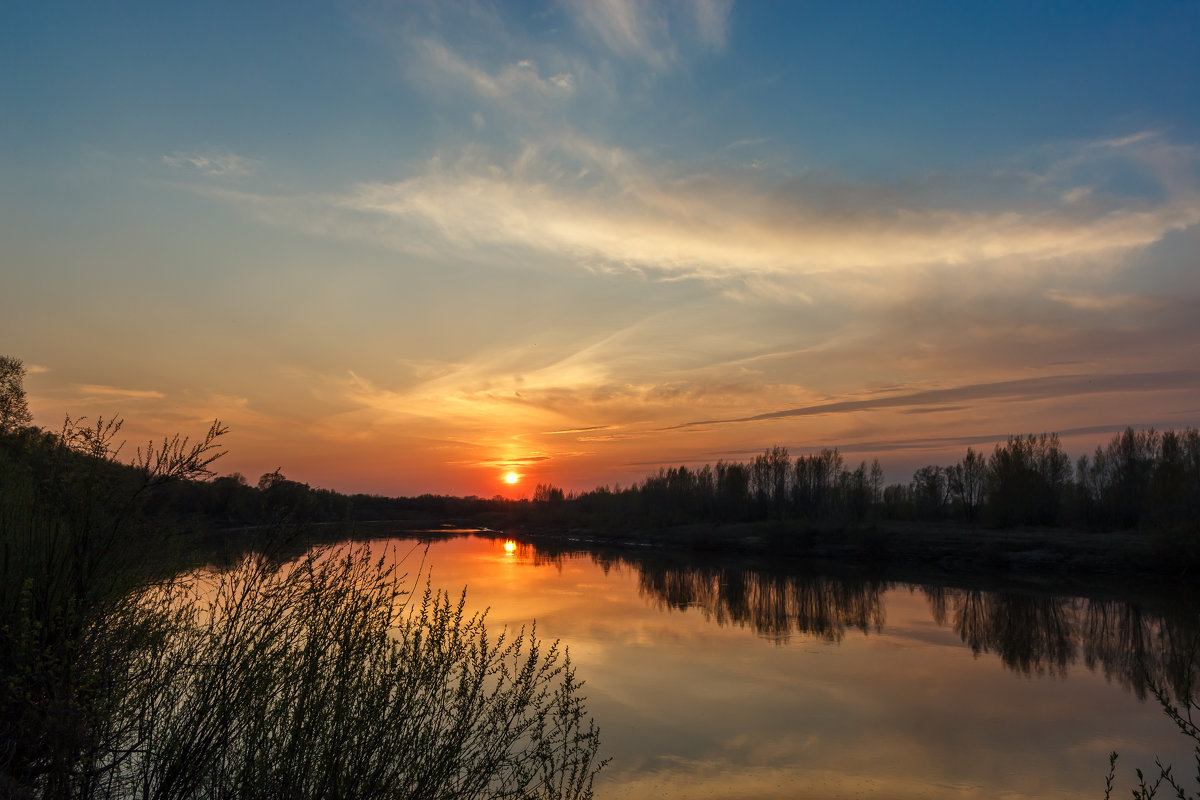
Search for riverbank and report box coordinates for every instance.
[483,518,1198,587]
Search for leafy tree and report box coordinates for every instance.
[0,355,33,433]
[257,467,313,522]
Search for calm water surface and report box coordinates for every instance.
[347,533,1197,799]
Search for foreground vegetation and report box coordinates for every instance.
[79,548,600,800]
[0,358,604,799]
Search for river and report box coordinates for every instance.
[342,531,1198,799]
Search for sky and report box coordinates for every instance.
[2,1,1198,498]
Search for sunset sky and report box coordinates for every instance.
[3,1,1198,497]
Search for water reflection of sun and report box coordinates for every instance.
[504,540,517,553]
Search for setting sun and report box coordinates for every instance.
[505,472,519,484]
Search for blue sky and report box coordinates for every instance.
[3,1,1198,495]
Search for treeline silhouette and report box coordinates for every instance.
[560,430,1200,533]
[7,414,1199,545]
[0,425,514,532]
[8,426,1198,539]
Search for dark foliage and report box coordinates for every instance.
[544,429,1200,539]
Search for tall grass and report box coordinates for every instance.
[1,418,604,798]
[89,545,604,800]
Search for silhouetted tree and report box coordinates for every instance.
[1106,428,1159,528]
[750,447,791,518]
[715,460,750,521]
[257,467,313,522]
[794,449,842,518]
[544,429,1200,536]
[1148,429,1200,528]
[911,465,949,520]
[985,434,1068,526]
[882,483,914,520]
[869,459,884,508]
[843,461,870,520]
[0,355,33,434]
[533,483,566,505]
[947,447,986,521]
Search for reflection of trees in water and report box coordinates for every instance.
[924,587,1077,678]
[509,536,1199,697]
[633,562,886,644]
[923,586,1200,699]
[1080,599,1200,700]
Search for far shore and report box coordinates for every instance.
[299,516,1196,592]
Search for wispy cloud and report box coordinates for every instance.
[279,134,1198,289]
[414,38,575,105]
[543,425,612,435]
[569,0,673,67]
[76,384,167,401]
[163,150,256,177]
[834,421,1200,455]
[1060,186,1093,204]
[693,0,734,48]
[670,371,1200,430]
[1046,290,1161,313]
[476,455,550,467]
[566,0,731,67]
[188,132,1200,326]
[1095,131,1157,149]
[723,137,767,151]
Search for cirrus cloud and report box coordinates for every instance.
[303,132,1200,288]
